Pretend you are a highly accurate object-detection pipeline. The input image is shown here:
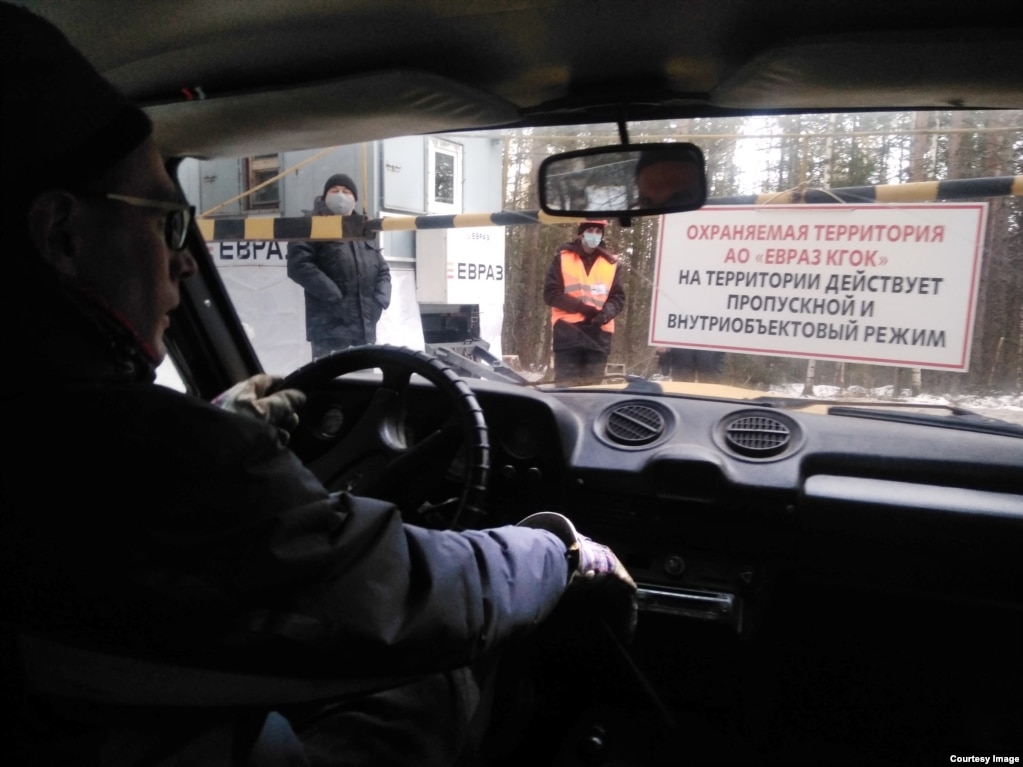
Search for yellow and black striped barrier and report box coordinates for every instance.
[712,175,1023,205]
[196,213,370,243]
[370,210,582,232]
[196,209,586,242]
[196,175,1022,241]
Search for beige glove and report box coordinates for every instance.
[212,373,306,445]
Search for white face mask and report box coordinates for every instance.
[582,231,603,249]
[325,191,356,215]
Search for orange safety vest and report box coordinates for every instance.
[550,250,617,332]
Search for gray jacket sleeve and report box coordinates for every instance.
[372,246,392,309]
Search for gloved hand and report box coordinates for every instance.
[212,373,306,445]
[518,511,637,639]
[589,310,611,326]
[576,302,600,320]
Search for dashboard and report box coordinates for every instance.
[467,380,1023,633]
[456,378,1023,760]
[290,364,1023,761]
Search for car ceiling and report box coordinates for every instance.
[24,0,1023,159]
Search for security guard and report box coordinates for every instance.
[543,220,626,382]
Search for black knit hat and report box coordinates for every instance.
[323,173,358,201]
[0,3,153,215]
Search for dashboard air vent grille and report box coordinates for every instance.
[724,414,792,457]
[605,404,666,446]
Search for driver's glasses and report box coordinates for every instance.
[78,192,195,251]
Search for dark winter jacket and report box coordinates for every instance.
[543,240,626,354]
[0,265,569,764]
[286,196,392,349]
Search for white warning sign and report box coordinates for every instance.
[649,204,988,370]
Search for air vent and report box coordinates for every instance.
[604,403,667,447]
[723,414,793,458]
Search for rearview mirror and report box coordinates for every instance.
[539,142,707,217]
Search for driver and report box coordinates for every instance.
[634,149,704,208]
[0,5,635,766]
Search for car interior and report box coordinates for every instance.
[22,1,1023,764]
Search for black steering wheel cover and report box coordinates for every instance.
[281,345,490,528]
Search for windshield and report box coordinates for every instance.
[177,110,1022,425]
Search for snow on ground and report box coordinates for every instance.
[773,383,1023,425]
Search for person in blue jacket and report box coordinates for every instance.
[0,5,635,765]
[286,174,392,358]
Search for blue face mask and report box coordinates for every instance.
[582,231,603,249]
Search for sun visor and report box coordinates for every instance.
[714,30,1023,111]
[146,70,520,159]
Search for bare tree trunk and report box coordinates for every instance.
[802,359,816,396]
[988,337,1005,389]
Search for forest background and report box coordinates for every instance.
[498,111,1022,396]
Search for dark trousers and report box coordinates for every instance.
[661,349,724,383]
[553,348,608,383]
[311,339,354,360]
[11,668,496,767]
[282,665,499,767]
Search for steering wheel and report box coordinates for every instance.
[280,345,490,529]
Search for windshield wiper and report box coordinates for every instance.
[538,374,664,392]
[748,396,975,414]
[749,396,1023,437]
[427,342,530,384]
[826,406,1023,437]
